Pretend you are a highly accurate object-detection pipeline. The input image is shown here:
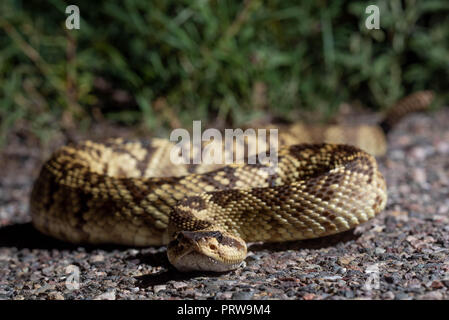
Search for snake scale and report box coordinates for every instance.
[30,91,434,271]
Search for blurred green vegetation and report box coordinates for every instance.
[0,0,448,145]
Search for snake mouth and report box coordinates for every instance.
[167,230,245,272]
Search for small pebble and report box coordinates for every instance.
[153,285,166,293]
[94,290,116,300]
[48,292,65,300]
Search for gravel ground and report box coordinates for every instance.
[0,108,448,300]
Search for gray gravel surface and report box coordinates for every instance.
[0,108,448,300]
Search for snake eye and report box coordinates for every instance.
[209,244,217,251]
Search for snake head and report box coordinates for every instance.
[167,230,247,272]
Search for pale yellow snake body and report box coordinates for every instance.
[30,91,434,271]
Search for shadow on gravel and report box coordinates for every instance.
[248,229,360,252]
[0,222,135,252]
[131,250,230,287]
[128,250,171,268]
[135,269,228,288]
[0,223,75,250]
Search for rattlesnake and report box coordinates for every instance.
[30,91,434,272]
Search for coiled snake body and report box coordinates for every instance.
[30,91,433,271]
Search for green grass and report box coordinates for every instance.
[0,0,448,146]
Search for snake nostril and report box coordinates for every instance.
[209,244,217,251]
[176,233,184,240]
